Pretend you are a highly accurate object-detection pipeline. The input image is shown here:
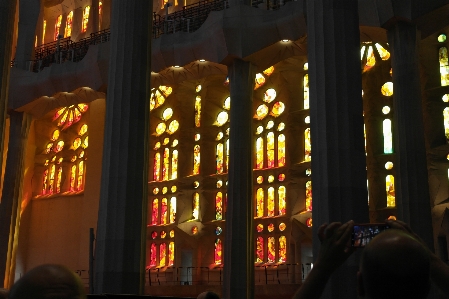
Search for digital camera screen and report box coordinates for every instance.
[351,224,389,247]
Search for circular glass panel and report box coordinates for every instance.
[382,106,391,114]
[153,188,159,194]
[155,123,166,135]
[216,111,229,126]
[271,102,285,117]
[438,34,447,43]
[215,227,222,235]
[217,180,223,188]
[196,85,202,92]
[151,231,157,239]
[162,108,173,120]
[443,94,449,102]
[161,231,167,238]
[216,132,224,140]
[172,139,178,147]
[256,105,269,120]
[170,230,175,238]
[51,130,60,141]
[257,176,263,184]
[264,88,277,103]
[168,120,179,134]
[277,122,285,131]
[268,175,274,183]
[268,223,274,232]
[385,161,393,170]
[279,223,286,231]
[154,142,161,150]
[278,174,285,181]
[256,126,264,135]
[381,82,394,96]
[305,116,310,124]
[256,224,264,232]
[163,138,170,145]
[266,120,274,129]
[162,187,168,194]
[171,186,177,192]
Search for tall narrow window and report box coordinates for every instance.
[54,15,62,40]
[161,198,168,225]
[214,239,222,264]
[304,128,311,161]
[56,167,62,193]
[159,243,166,267]
[152,199,159,225]
[42,169,48,194]
[70,165,76,191]
[386,175,395,207]
[278,134,286,167]
[256,237,264,263]
[42,20,47,44]
[440,47,449,86]
[163,148,169,181]
[267,237,275,263]
[267,187,275,217]
[49,165,56,194]
[193,192,200,220]
[216,192,223,220]
[278,186,286,216]
[306,181,312,211]
[226,139,229,170]
[256,137,264,169]
[64,11,73,37]
[150,243,157,267]
[77,161,84,190]
[193,145,200,175]
[256,188,264,217]
[195,96,201,127]
[383,119,393,154]
[154,153,161,181]
[168,242,175,265]
[171,150,178,179]
[98,1,103,30]
[444,107,449,141]
[279,236,286,263]
[216,143,224,174]
[82,6,90,32]
[169,197,176,223]
[267,132,275,168]
[303,74,309,109]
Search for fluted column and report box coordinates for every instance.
[222,59,255,299]
[387,22,434,249]
[94,0,152,294]
[307,0,369,297]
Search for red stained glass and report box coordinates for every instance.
[306,181,312,211]
[49,165,55,194]
[154,153,161,181]
[256,188,264,218]
[159,243,166,267]
[70,165,76,191]
[277,134,285,166]
[267,237,275,263]
[152,199,159,225]
[268,223,274,232]
[256,237,264,263]
[256,137,263,169]
[214,239,222,264]
[256,224,263,232]
[278,186,286,216]
[56,167,62,193]
[77,161,84,191]
[161,198,168,225]
[163,148,169,181]
[150,243,157,267]
[278,236,286,263]
[216,192,223,220]
[304,128,311,161]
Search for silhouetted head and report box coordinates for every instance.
[9,264,86,299]
[197,291,220,299]
[358,229,431,299]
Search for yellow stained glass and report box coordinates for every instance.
[217,180,223,188]
[267,237,275,263]
[70,165,76,191]
[82,136,88,148]
[226,139,229,171]
[257,176,263,184]
[171,186,176,192]
[271,102,285,117]
[51,130,60,141]
[64,11,73,37]
[163,138,169,145]
[263,66,274,76]
[193,192,200,220]
[444,108,449,141]
[159,243,166,267]
[196,85,202,92]
[306,181,312,211]
[383,119,393,154]
[216,132,224,140]
[256,188,264,217]
[150,89,165,111]
[45,143,53,154]
[195,96,201,127]
[56,167,62,193]
[162,108,173,120]
[170,197,176,223]
[54,15,62,41]
[169,242,175,266]
[304,74,309,109]
[256,105,269,120]
[385,161,393,170]
[279,223,286,231]
[256,126,263,135]
[217,143,224,174]
[79,124,88,136]
[82,6,90,32]
[167,120,179,134]
[77,161,84,190]
[193,145,200,175]
[440,47,449,86]
[216,111,228,126]
[267,132,275,168]
[304,128,311,161]
[159,86,173,97]
[277,122,285,131]
[268,175,274,183]
[154,142,161,150]
[256,237,264,263]
[73,137,81,150]
[278,186,286,216]
[216,192,223,220]
[386,175,395,207]
[264,89,276,103]
[154,153,161,181]
[172,139,178,147]
[303,62,308,70]
[266,121,274,129]
[171,150,178,180]
[42,20,46,44]
[256,137,263,169]
[163,148,169,181]
[365,45,376,70]
[42,169,48,194]
[155,123,166,136]
[381,82,394,96]
[161,198,168,225]
[152,198,159,225]
[224,97,230,110]
[267,187,275,217]
[375,43,390,60]
[153,188,159,194]
[215,239,223,264]
[279,236,287,263]
[55,140,64,153]
[278,134,286,167]
[254,73,266,89]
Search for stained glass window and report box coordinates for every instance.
[70,165,76,191]
[161,198,168,225]
[42,20,46,44]
[152,199,159,225]
[193,192,200,220]
[271,102,285,117]
[53,104,88,130]
[159,243,166,267]
[386,175,395,207]
[169,242,175,265]
[163,148,169,181]
[54,15,62,40]
[226,139,229,171]
[256,237,264,263]
[64,11,73,37]
[171,150,178,179]
[381,82,393,96]
[255,73,266,90]
[150,243,157,267]
[154,153,161,181]
[217,143,224,174]
[306,181,312,211]
[215,239,222,264]
[267,132,275,168]
[99,2,103,30]
[195,96,201,127]
[278,186,286,216]
[267,237,275,263]
[444,108,449,141]
[42,169,48,194]
[216,192,223,220]
[278,134,285,166]
[440,47,449,86]
[267,187,275,217]
[303,75,309,108]
[77,161,84,190]
[279,236,286,263]
[169,197,176,223]
[82,6,90,32]
[256,188,264,217]
[304,128,311,161]
[193,145,200,175]
[56,167,62,193]
[256,137,264,169]
[383,119,393,154]
[49,165,55,194]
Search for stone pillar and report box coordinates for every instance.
[94,0,152,294]
[222,59,255,299]
[307,0,369,297]
[90,0,99,34]
[15,0,40,70]
[0,111,31,287]
[387,22,434,249]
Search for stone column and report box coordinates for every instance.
[387,22,434,249]
[90,0,99,34]
[15,0,40,70]
[222,59,255,299]
[94,0,152,294]
[307,0,369,297]
[0,111,31,287]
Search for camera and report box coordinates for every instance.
[351,223,390,247]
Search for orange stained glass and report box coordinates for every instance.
[169,197,176,223]
[271,102,285,117]
[42,169,48,194]
[279,236,287,263]
[278,186,286,216]
[304,128,311,161]
[256,224,263,232]
[150,243,157,267]
[386,175,395,207]
[99,2,103,30]
[73,137,81,150]
[306,181,312,211]
[161,198,168,225]
[77,161,84,190]
[215,239,222,264]
[51,129,60,141]
[193,145,200,175]
[56,167,62,193]
[444,108,449,141]
[82,6,90,32]
[48,164,55,194]
[42,20,46,44]
[256,188,264,217]
[54,140,64,153]
[70,165,76,191]
[152,199,159,225]
[267,237,275,263]
[193,192,200,220]
[256,105,269,120]
[54,15,62,40]
[365,45,376,71]
[226,139,229,171]
[168,242,175,265]
[154,153,161,181]
[159,243,166,267]
[159,86,172,97]
[195,96,201,127]
[64,11,73,37]
[304,74,309,109]
[267,132,275,168]
[216,143,224,174]
[256,237,264,263]
[263,66,274,76]
[216,192,223,220]
[267,187,275,217]
[254,73,266,90]
[278,134,285,166]
[440,47,449,86]
[171,150,178,180]
[162,148,169,181]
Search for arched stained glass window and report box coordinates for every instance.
[278,186,286,216]
[256,188,264,217]
[217,143,224,174]
[159,243,166,267]
[154,153,161,181]
[226,139,229,170]
[267,132,275,168]
[168,242,175,266]
[54,15,62,40]
[161,198,168,225]
[193,192,200,220]
[195,96,201,127]
[42,169,48,194]
[256,137,264,169]
[279,236,286,263]
[440,47,449,86]
[64,11,73,37]
[306,181,312,211]
[99,2,103,30]
[304,128,311,161]
[42,20,46,44]
[267,187,275,217]
[56,167,62,193]
[150,243,157,267]
[216,192,223,220]
[213,239,222,264]
[169,197,176,223]
[193,145,200,175]
[70,165,76,191]
[278,134,286,167]
[82,6,90,32]
[163,148,170,181]
[49,165,56,194]
[171,150,178,180]
[152,199,159,225]
[256,237,264,263]
[386,175,395,207]
[383,119,393,154]
[444,108,449,141]
[77,161,84,190]
[267,237,275,263]
[304,74,309,109]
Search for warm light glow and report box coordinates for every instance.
[385,161,393,170]
[193,192,200,220]
[169,197,176,223]
[267,237,275,263]
[264,89,276,103]
[267,187,275,216]
[154,153,161,181]
[278,186,286,215]
[216,192,223,220]
[304,128,311,161]
[386,175,395,207]
[281,39,289,42]
[306,181,312,211]
[54,15,62,40]
[255,73,266,90]
[193,145,200,175]
[381,82,394,96]
[167,120,179,134]
[256,188,264,217]
[82,6,90,32]
[256,105,269,120]
[278,236,287,262]
[304,74,309,109]
[195,96,201,127]
[162,108,173,120]
[256,137,263,169]
[64,11,73,37]
[383,119,393,154]
[42,20,47,44]
[256,237,264,263]
[216,111,229,126]
[215,239,222,264]
[161,198,168,225]
[171,150,178,180]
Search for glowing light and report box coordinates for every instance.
[256,126,264,135]
[167,120,179,134]
[277,122,285,131]
[304,74,309,109]
[306,181,312,211]
[193,193,200,220]
[64,11,73,37]
[169,197,176,223]
[196,85,202,92]
[82,6,91,33]
[281,39,289,42]
[162,108,173,120]
[195,96,201,127]
[155,123,166,136]
[223,97,230,110]
[264,89,277,103]
[386,175,395,207]
[279,236,287,263]
[278,186,286,216]
[267,237,275,263]
[385,161,393,170]
[278,174,285,181]
[256,224,264,232]
[256,105,269,120]
[193,145,200,175]
[192,226,198,234]
[257,176,263,184]
[255,73,266,90]
[215,239,222,264]
[306,218,312,227]
[382,106,391,114]
[54,15,62,41]
[304,128,311,161]
[263,66,274,76]
[256,188,264,217]
[256,237,264,263]
[381,82,394,96]
[256,137,264,169]
[216,192,223,220]
[279,223,286,231]
[383,119,393,154]
[439,34,447,43]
